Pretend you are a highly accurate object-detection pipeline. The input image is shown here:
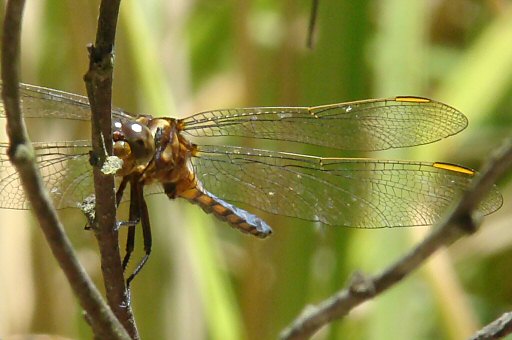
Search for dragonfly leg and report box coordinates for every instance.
[122,224,136,271]
[115,175,141,232]
[116,176,129,207]
[125,180,152,287]
[121,177,140,272]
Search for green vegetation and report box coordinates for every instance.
[1,1,511,339]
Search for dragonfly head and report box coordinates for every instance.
[112,119,156,169]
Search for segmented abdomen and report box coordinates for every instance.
[179,187,272,238]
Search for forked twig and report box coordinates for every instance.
[83,0,140,338]
[1,1,130,339]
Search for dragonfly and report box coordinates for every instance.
[0,83,503,284]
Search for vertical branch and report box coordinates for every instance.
[83,1,139,338]
[307,0,319,49]
[1,0,129,339]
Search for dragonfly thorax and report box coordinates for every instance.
[113,116,199,194]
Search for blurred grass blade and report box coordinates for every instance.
[436,4,512,119]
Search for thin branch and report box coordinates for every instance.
[469,311,512,340]
[83,1,139,338]
[307,0,319,49]
[281,138,512,340]
[1,1,130,339]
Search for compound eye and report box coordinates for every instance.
[121,122,155,164]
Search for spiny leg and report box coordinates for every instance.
[121,177,140,272]
[115,176,129,207]
[126,179,152,287]
[115,176,139,231]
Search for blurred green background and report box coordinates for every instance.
[1,0,512,339]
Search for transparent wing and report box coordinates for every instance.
[182,97,468,151]
[0,141,94,209]
[192,145,502,228]
[0,141,165,210]
[0,83,141,210]
[0,83,133,120]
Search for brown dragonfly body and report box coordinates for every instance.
[113,114,271,238]
[0,83,503,284]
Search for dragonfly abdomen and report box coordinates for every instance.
[179,186,272,238]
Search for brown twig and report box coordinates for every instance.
[469,311,512,340]
[83,1,139,338]
[280,138,512,340]
[307,0,319,49]
[1,1,130,339]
